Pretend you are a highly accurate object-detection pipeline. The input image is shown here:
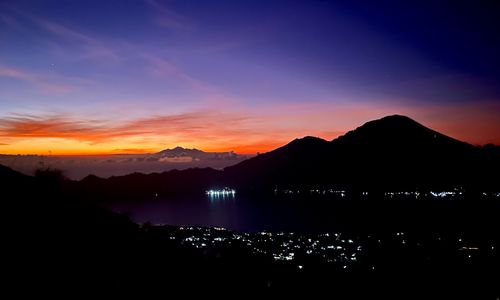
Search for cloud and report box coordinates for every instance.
[144,0,193,31]
[0,64,75,94]
[43,21,117,61]
[1,100,499,155]
[0,110,257,143]
[15,11,120,62]
[159,156,193,163]
[143,54,220,95]
[0,108,336,154]
[0,114,105,141]
[112,148,155,154]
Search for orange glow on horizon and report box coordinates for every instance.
[0,138,299,156]
[1,101,499,156]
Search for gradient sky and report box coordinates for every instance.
[1,0,499,154]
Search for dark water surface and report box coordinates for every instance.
[108,194,351,232]
[107,193,500,234]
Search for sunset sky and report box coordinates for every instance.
[1,0,499,155]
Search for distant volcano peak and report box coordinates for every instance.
[157,147,204,155]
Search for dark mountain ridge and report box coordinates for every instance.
[73,115,500,200]
[224,115,495,190]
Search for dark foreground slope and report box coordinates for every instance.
[2,164,500,298]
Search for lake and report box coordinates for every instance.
[107,194,355,232]
[106,192,499,233]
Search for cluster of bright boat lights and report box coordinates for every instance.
[206,189,236,197]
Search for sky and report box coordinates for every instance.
[0,0,499,155]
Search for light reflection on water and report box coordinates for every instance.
[106,192,499,233]
[108,194,317,232]
[207,193,236,202]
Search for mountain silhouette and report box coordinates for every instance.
[80,167,223,200]
[73,114,500,200]
[156,146,206,157]
[224,114,497,190]
[153,146,247,162]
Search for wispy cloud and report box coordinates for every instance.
[144,0,193,31]
[39,18,119,62]
[7,9,121,63]
[112,148,156,154]
[0,64,75,94]
[0,109,327,154]
[143,54,220,95]
[0,114,105,141]
[0,111,254,143]
[1,99,499,155]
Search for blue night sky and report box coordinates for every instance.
[0,0,499,154]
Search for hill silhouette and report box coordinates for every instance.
[69,115,500,202]
[80,167,223,200]
[224,114,498,191]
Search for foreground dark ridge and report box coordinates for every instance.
[2,162,499,297]
[78,115,500,201]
